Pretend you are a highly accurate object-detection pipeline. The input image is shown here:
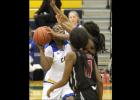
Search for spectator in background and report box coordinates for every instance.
[34,0,62,28]
[68,10,82,28]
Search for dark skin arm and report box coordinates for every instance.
[50,0,64,17]
[50,0,75,33]
[94,60,103,100]
[55,14,75,33]
[36,44,53,72]
[47,51,76,97]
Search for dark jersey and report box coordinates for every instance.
[69,51,97,92]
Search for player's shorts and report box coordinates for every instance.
[74,85,99,100]
[42,81,74,100]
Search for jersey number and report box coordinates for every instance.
[61,57,65,63]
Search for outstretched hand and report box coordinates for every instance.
[36,43,44,52]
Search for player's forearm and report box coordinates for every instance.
[51,79,68,91]
[94,60,102,83]
[94,62,103,100]
[97,81,103,100]
[61,22,75,33]
[96,71,103,98]
[39,50,51,71]
[50,1,61,14]
[50,1,74,33]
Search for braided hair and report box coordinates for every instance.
[83,21,106,52]
[83,21,106,64]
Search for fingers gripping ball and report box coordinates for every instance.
[33,26,52,46]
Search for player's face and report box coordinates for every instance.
[85,39,96,55]
[69,13,79,26]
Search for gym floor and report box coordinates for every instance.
[29,80,112,100]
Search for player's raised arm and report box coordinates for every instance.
[50,0,65,18]
[50,0,75,33]
[94,61,103,100]
[56,14,75,33]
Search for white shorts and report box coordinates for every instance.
[42,82,74,100]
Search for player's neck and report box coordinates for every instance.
[55,41,64,49]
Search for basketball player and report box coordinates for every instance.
[49,1,104,99]
[47,28,103,100]
[36,24,74,100]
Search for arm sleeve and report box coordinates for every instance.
[44,46,53,58]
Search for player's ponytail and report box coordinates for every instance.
[83,21,106,53]
[93,33,106,52]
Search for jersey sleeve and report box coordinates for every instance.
[65,44,72,53]
[65,30,70,35]
[44,46,53,58]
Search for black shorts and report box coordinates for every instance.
[74,86,99,100]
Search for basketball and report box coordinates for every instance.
[33,26,52,46]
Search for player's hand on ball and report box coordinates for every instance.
[36,44,44,51]
[43,26,56,37]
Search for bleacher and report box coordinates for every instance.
[82,0,112,69]
[29,0,112,70]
